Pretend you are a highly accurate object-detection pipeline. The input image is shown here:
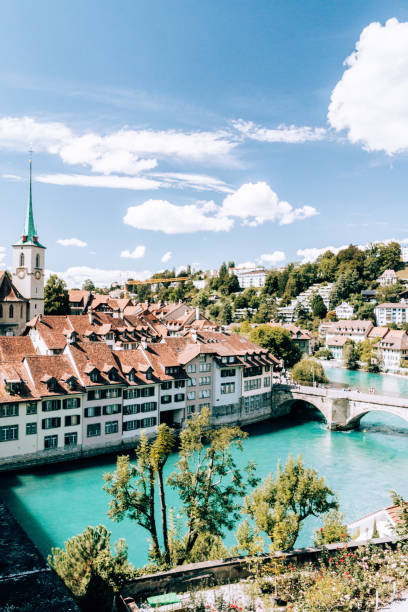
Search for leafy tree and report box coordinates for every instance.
[311,294,327,319]
[239,320,251,334]
[45,274,70,315]
[330,269,362,306]
[379,241,401,271]
[227,261,235,269]
[249,325,301,367]
[317,251,337,282]
[360,338,381,372]
[48,524,135,612]
[291,358,328,385]
[82,278,95,291]
[234,292,249,309]
[220,301,233,325]
[192,289,210,310]
[376,282,404,304]
[167,409,258,564]
[220,273,240,295]
[313,510,348,546]
[262,272,280,296]
[104,425,175,564]
[242,455,338,551]
[325,310,338,322]
[252,302,271,324]
[343,340,360,370]
[390,491,408,537]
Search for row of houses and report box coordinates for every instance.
[0,312,277,466]
[277,283,334,322]
[320,319,408,371]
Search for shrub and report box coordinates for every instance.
[291,358,328,385]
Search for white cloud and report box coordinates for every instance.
[57,237,88,248]
[296,245,348,263]
[1,173,23,181]
[0,117,238,177]
[46,266,152,289]
[37,174,161,190]
[120,245,146,259]
[151,172,233,193]
[233,119,326,143]
[220,182,318,226]
[328,18,408,154]
[259,251,286,266]
[123,199,234,234]
[161,251,172,263]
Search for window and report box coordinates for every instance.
[161,395,171,404]
[141,387,154,397]
[221,369,235,378]
[243,366,262,378]
[141,417,157,428]
[42,417,61,429]
[199,363,211,372]
[64,432,77,446]
[228,356,235,364]
[20,253,24,267]
[9,305,13,319]
[87,423,101,437]
[0,424,18,442]
[25,422,37,436]
[84,406,101,418]
[35,254,40,268]
[187,405,195,415]
[63,398,81,409]
[175,393,185,402]
[221,382,235,394]
[141,402,156,412]
[90,370,99,383]
[199,376,211,386]
[128,370,136,382]
[187,377,196,387]
[264,377,271,387]
[105,420,119,435]
[44,435,58,449]
[65,415,80,426]
[199,354,207,362]
[103,404,121,415]
[26,402,37,415]
[42,400,61,412]
[0,404,19,418]
[161,381,172,390]
[265,365,270,372]
[146,369,152,380]
[175,380,185,388]
[244,379,262,392]
[123,404,140,415]
[199,389,210,399]
[199,403,210,411]
[187,391,196,400]
[187,364,196,373]
[0,305,2,317]
[106,388,121,399]
[165,367,178,375]
[123,419,140,432]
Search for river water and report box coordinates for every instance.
[1,367,408,567]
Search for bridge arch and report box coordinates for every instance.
[278,398,328,425]
[346,407,408,429]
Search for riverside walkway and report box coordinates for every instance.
[272,382,408,430]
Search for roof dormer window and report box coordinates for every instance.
[90,369,99,383]
[128,370,136,382]
[146,368,153,380]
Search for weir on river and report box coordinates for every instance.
[1,367,408,568]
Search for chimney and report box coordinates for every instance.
[88,311,94,324]
[195,307,200,321]
[141,340,147,349]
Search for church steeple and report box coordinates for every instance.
[22,156,38,243]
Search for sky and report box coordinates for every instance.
[1,0,408,287]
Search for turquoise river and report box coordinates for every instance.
[1,366,408,567]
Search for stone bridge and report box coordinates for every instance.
[272,384,408,430]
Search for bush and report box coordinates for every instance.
[291,358,328,385]
[314,348,334,360]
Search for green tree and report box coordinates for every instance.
[376,282,405,304]
[291,358,328,385]
[220,301,233,325]
[220,273,240,295]
[311,294,327,319]
[343,340,360,370]
[242,455,338,551]
[192,288,210,310]
[252,302,271,324]
[379,241,401,271]
[82,278,95,291]
[390,491,408,537]
[313,510,348,546]
[249,325,301,367]
[48,525,135,612]
[317,251,337,282]
[104,425,175,564]
[360,338,381,372]
[45,274,70,315]
[167,409,258,564]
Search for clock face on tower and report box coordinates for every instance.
[17,269,26,279]
[34,270,41,280]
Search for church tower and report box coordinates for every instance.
[12,158,46,320]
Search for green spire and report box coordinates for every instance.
[23,157,38,241]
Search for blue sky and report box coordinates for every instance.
[1,0,408,287]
